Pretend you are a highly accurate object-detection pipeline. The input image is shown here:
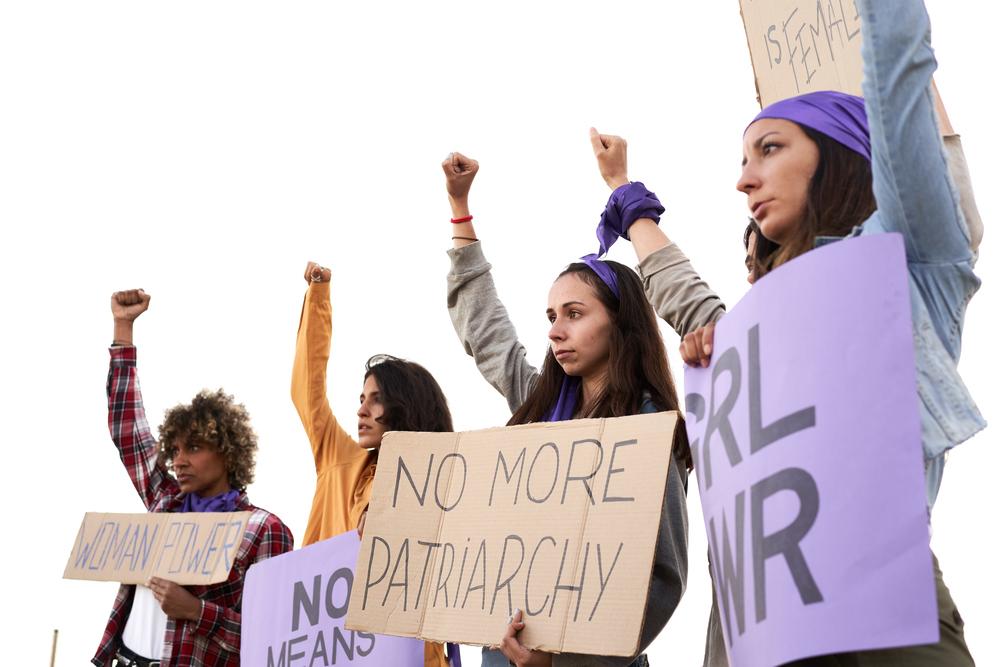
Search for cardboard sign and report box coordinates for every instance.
[740,0,863,107]
[684,234,938,667]
[345,412,678,657]
[63,511,251,585]
[242,531,425,667]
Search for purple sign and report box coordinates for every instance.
[242,530,425,666]
[684,234,938,666]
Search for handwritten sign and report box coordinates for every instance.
[740,0,863,107]
[242,531,424,667]
[63,511,251,585]
[684,234,938,666]
[345,412,678,657]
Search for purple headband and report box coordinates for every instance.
[749,90,870,161]
[579,253,620,298]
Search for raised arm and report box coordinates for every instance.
[858,0,972,265]
[108,289,178,509]
[590,129,727,338]
[443,153,540,411]
[291,263,364,472]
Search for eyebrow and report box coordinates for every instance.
[742,131,780,166]
[546,300,587,313]
[360,390,380,401]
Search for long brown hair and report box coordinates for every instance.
[365,355,454,434]
[508,260,691,466]
[762,125,876,275]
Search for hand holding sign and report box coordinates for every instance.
[500,609,553,667]
[680,322,716,368]
[589,128,628,190]
[148,577,202,621]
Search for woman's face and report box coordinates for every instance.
[357,374,388,449]
[737,118,819,244]
[546,273,613,382]
[745,230,758,285]
[170,436,230,497]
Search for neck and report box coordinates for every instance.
[579,368,609,416]
[199,482,233,498]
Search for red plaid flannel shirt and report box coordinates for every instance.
[92,346,294,666]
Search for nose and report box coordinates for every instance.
[173,448,189,470]
[357,401,369,418]
[736,162,759,195]
[548,318,566,343]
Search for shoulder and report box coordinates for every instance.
[244,506,294,551]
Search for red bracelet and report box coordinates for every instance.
[450,215,473,224]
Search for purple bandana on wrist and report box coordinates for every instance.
[597,181,665,255]
[749,90,870,161]
[180,489,241,513]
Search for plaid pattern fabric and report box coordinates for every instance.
[92,346,293,666]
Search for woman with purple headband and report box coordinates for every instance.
[591,0,983,664]
[442,153,691,667]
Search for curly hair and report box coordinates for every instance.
[157,388,258,491]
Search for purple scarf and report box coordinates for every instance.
[749,90,870,161]
[179,489,241,513]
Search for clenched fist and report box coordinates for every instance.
[303,261,331,284]
[589,128,629,190]
[442,152,479,202]
[111,289,151,322]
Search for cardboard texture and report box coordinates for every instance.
[345,412,678,657]
[740,0,863,107]
[242,530,425,666]
[64,511,251,585]
[684,235,938,666]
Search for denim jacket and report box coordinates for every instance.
[640,0,985,511]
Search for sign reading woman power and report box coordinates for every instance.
[685,234,938,667]
[345,412,678,656]
[242,531,424,667]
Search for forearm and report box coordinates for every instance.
[628,220,672,264]
[638,244,726,338]
[449,195,478,248]
[113,319,133,346]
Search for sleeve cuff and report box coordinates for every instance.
[109,345,137,366]
[446,239,488,272]
[636,242,681,279]
[192,599,222,635]
[307,281,331,302]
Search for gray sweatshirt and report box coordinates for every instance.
[447,241,690,667]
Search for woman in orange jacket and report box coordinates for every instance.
[291,261,458,667]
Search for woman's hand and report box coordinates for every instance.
[357,509,367,539]
[148,577,202,622]
[499,609,553,667]
[680,322,716,368]
[590,128,629,190]
[442,152,479,206]
[304,261,331,284]
[111,289,151,346]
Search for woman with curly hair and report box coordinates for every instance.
[291,263,459,667]
[93,289,293,667]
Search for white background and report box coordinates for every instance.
[0,1,996,664]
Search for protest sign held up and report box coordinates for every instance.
[740,0,863,107]
[242,530,424,667]
[684,234,938,667]
[63,511,251,585]
[345,412,678,657]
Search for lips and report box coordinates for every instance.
[554,350,573,360]
[751,199,772,220]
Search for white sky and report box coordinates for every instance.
[1,1,996,664]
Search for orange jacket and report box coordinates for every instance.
[291,282,449,667]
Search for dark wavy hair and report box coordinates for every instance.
[760,124,876,276]
[744,218,779,282]
[158,389,257,491]
[508,260,690,467]
[364,355,454,434]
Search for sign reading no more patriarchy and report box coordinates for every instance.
[345,412,679,657]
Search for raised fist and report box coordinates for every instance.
[111,289,151,322]
[442,152,479,201]
[590,128,629,190]
[303,261,331,285]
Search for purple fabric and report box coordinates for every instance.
[447,643,462,667]
[596,181,665,255]
[750,90,870,161]
[179,489,240,513]
[543,374,581,422]
[580,253,620,298]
